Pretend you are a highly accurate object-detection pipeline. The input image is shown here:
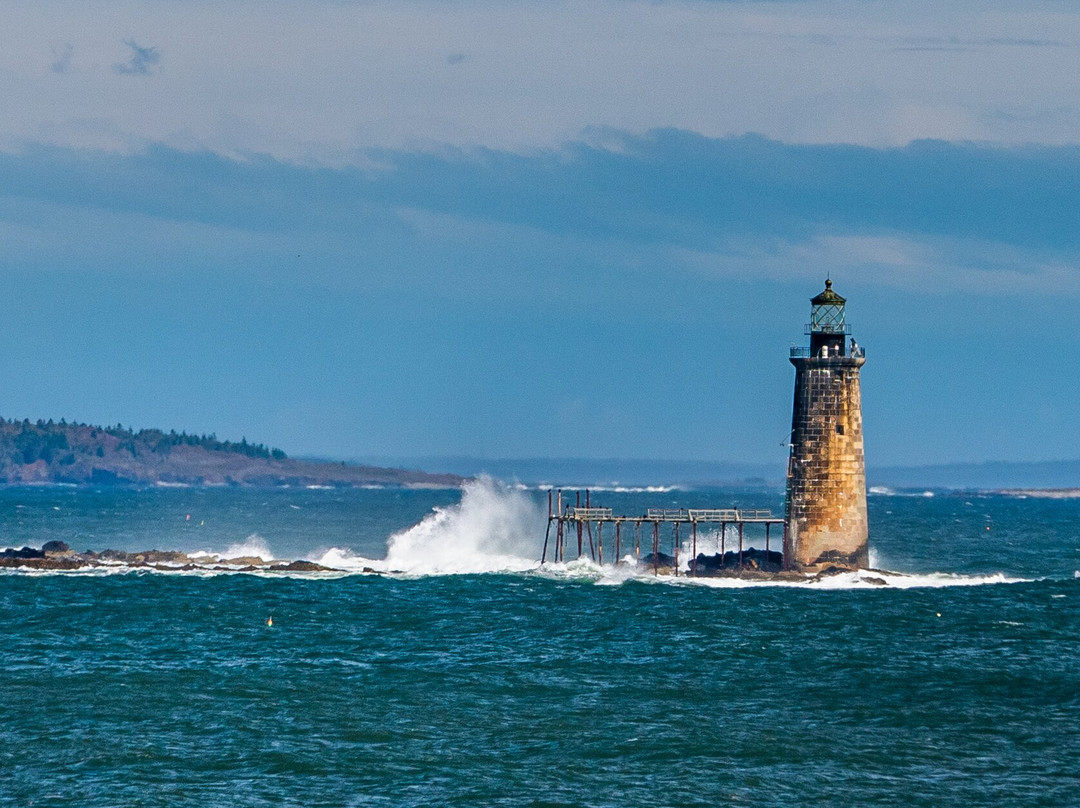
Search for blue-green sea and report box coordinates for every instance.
[2,481,1079,806]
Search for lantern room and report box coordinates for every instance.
[807,279,850,357]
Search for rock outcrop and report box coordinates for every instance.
[0,547,335,573]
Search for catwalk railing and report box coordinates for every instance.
[542,489,785,575]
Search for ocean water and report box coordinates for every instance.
[2,481,1080,806]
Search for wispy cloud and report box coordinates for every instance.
[984,37,1068,48]
[888,35,1069,53]
[1,131,1078,298]
[50,43,73,74]
[2,1,1079,156]
[113,39,160,76]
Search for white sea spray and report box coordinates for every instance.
[315,476,542,575]
[189,533,275,562]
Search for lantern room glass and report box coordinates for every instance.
[811,302,846,333]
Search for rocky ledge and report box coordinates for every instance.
[0,540,336,573]
[640,546,880,582]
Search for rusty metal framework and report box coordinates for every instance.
[541,489,784,576]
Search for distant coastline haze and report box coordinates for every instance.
[352,455,1080,491]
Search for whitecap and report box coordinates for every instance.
[189,533,275,563]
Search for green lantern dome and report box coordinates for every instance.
[811,278,846,307]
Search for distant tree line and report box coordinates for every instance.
[0,417,287,466]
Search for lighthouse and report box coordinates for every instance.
[784,279,869,570]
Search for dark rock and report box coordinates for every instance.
[0,546,44,559]
[0,556,82,569]
[641,552,676,568]
[220,555,267,566]
[815,564,856,577]
[42,540,75,558]
[268,560,331,572]
[690,548,783,574]
[130,550,190,564]
[42,540,70,554]
[806,564,861,583]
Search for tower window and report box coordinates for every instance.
[836,424,845,435]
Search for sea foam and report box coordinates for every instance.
[315,476,542,575]
[189,533,275,563]
[303,479,1030,589]
[0,479,1038,588]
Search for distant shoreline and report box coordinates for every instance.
[0,418,466,489]
[0,479,465,491]
[0,419,1073,492]
[990,488,1080,499]
[2,479,1078,498]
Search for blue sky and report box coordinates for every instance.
[0,0,1078,467]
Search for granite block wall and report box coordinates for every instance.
[784,355,869,569]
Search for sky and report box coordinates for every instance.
[0,0,1078,469]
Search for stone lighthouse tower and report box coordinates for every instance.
[784,279,869,570]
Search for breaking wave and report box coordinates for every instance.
[0,479,1040,589]
[315,476,542,575]
[189,533,275,563]
[306,477,1033,589]
[869,486,935,498]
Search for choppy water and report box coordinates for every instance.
[2,482,1080,806]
